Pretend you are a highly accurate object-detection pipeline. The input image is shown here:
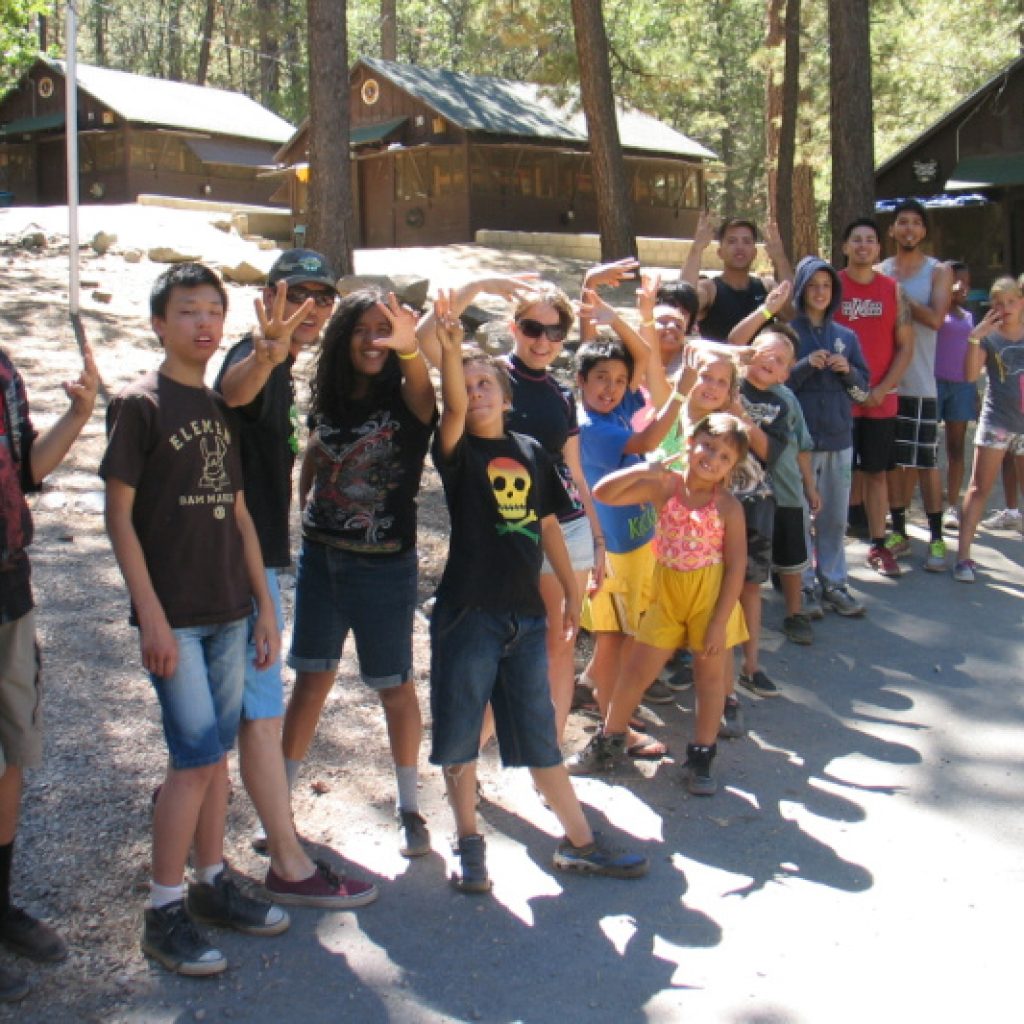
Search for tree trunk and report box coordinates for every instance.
[166,0,184,81]
[766,0,799,259]
[196,0,216,85]
[792,161,818,260]
[257,0,280,107]
[829,0,874,264]
[381,0,397,60]
[306,0,353,276]
[569,0,636,260]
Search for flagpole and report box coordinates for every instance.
[65,0,80,325]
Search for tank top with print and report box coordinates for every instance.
[654,477,725,572]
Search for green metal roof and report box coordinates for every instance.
[946,153,1024,189]
[0,112,65,137]
[357,58,716,161]
[39,56,294,144]
[351,116,407,146]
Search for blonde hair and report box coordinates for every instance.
[513,283,575,332]
[991,276,1022,300]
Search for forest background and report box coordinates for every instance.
[3,0,1023,254]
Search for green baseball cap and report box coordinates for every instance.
[267,249,338,291]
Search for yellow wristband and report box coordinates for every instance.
[397,347,421,361]
[640,318,656,328]
[669,391,685,405]
[967,335,981,346]
[762,306,774,321]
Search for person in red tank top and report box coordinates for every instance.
[833,218,914,576]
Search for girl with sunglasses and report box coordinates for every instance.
[502,284,605,740]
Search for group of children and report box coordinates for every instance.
[3,206,1021,998]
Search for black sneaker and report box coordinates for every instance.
[186,869,290,937]
[738,669,779,698]
[717,696,746,739]
[141,900,227,977]
[642,678,676,705]
[0,906,68,963]
[451,834,491,894]
[0,962,29,1003]
[680,743,717,796]
[398,810,431,858]
[565,730,627,776]
[782,613,813,645]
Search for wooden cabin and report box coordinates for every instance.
[0,56,294,207]
[875,55,1024,287]
[273,57,716,249]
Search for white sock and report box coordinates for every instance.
[396,765,419,814]
[285,758,302,792]
[149,882,185,909]
[197,861,224,886]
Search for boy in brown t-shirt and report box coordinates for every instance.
[101,263,286,977]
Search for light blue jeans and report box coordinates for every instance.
[803,447,853,592]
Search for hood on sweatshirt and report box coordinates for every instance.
[793,255,842,322]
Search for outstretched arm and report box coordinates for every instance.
[593,460,674,509]
[374,292,436,425]
[578,288,650,391]
[578,258,640,342]
[728,280,791,347]
[435,290,469,459]
[30,339,99,484]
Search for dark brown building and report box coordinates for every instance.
[875,56,1024,288]
[0,56,294,207]
[274,57,716,249]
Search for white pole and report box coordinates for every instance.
[65,1,80,318]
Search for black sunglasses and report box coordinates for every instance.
[517,318,567,342]
[285,286,336,308]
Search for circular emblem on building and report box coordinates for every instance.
[38,77,54,99]
[361,79,380,105]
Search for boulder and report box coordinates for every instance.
[19,229,46,250]
[147,245,201,263]
[336,274,430,310]
[219,260,268,285]
[91,231,117,255]
[91,290,113,304]
[123,248,143,264]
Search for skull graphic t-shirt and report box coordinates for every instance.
[432,430,573,615]
[100,371,251,629]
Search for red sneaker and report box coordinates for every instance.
[866,545,901,577]
[265,860,378,909]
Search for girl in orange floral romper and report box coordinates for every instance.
[567,413,749,795]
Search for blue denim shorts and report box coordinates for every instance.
[242,568,285,721]
[936,379,977,423]
[428,602,562,769]
[288,540,417,690]
[150,619,246,770]
[540,514,594,575]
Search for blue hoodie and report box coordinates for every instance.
[786,256,870,451]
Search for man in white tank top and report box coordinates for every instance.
[878,200,954,573]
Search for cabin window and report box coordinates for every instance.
[0,146,34,188]
[395,150,430,201]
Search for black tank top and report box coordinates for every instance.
[699,276,768,341]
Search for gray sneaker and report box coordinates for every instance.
[566,731,627,776]
[398,811,431,858]
[718,696,746,739]
[822,586,865,617]
[186,869,290,937]
[801,586,824,620]
[782,613,813,645]
[451,834,491,894]
[642,678,676,705]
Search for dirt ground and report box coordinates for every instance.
[0,204,647,1020]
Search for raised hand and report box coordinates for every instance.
[253,281,315,365]
[65,338,99,418]
[764,279,791,316]
[692,210,719,250]
[584,257,640,290]
[374,292,420,356]
[637,271,661,318]
[578,288,617,327]
[433,288,464,353]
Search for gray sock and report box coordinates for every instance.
[285,758,302,792]
[395,765,419,814]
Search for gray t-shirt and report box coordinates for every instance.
[882,256,940,399]
[978,332,1024,435]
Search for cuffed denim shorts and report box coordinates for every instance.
[242,567,285,721]
[540,514,594,575]
[428,601,562,770]
[288,539,417,690]
[150,619,246,770]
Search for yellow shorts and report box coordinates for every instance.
[582,543,655,636]
[636,561,747,654]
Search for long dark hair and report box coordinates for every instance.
[309,288,401,422]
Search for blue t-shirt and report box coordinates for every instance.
[578,390,656,554]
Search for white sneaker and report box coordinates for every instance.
[942,506,960,533]
[981,508,1022,531]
